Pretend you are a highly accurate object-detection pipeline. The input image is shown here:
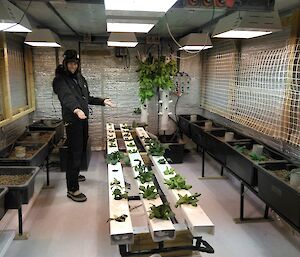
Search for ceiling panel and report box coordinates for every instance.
[12,1,74,35]
[10,0,300,38]
[51,2,107,35]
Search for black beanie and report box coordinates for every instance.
[63,49,79,63]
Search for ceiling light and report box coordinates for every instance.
[212,11,282,39]
[24,29,61,47]
[0,0,32,32]
[107,19,157,33]
[104,0,177,13]
[179,33,213,51]
[107,32,138,47]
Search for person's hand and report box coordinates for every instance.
[104,98,115,107]
[74,108,87,119]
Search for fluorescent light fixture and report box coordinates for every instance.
[104,0,177,13]
[212,11,282,39]
[179,33,213,51]
[107,32,138,47]
[0,0,32,32]
[25,29,61,47]
[107,19,157,33]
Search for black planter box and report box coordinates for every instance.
[257,162,300,228]
[0,166,40,209]
[226,141,285,186]
[0,187,8,219]
[178,115,206,138]
[0,142,49,167]
[158,134,185,164]
[205,130,252,165]
[190,120,224,149]
[59,137,91,172]
[17,131,56,151]
[28,119,64,144]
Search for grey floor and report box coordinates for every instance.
[3,151,300,257]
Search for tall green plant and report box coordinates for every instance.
[137,55,177,104]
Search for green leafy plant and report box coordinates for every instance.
[135,171,154,184]
[234,145,247,154]
[164,174,192,190]
[108,138,116,142]
[134,159,146,173]
[158,158,166,164]
[249,152,267,162]
[110,178,128,200]
[164,167,176,175]
[122,124,128,130]
[148,139,167,156]
[149,203,175,220]
[137,54,177,104]
[123,133,131,137]
[109,142,117,147]
[175,193,201,208]
[106,151,124,165]
[124,137,132,141]
[110,178,121,188]
[139,185,159,200]
[127,142,135,147]
[129,149,138,154]
[112,188,128,200]
[107,214,128,223]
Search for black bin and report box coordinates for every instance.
[0,166,40,209]
[206,130,251,165]
[226,141,285,186]
[178,115,206,138]
[29,119,64,144]
[159,134,185,164]
[257,162,300,228]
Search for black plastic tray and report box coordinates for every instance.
[190,120,224,149]
[0,187,8,219]
[28,119,64,144]
[0,142,48,167]
[178,115,206,138]
[158,134,185,163]
[257,162,300,228]
[226,141,286,186]
[205,130,252,164]
[17,131,56,151]
[0,166,40,209]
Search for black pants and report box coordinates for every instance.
[65,119,88,192]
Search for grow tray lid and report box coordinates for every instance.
[0,166,40,188]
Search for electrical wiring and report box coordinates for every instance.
[0,1,32,32]
[165,1,216,58]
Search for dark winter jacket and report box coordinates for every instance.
[53,65,105,123]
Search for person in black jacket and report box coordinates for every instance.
[53,49,113,202]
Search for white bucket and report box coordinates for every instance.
[251,144,264,156]
[205,120,212,130]
[224,132,234,142]
[190,114,197,122]
[15,146,26,158]
[290,169,300,189]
